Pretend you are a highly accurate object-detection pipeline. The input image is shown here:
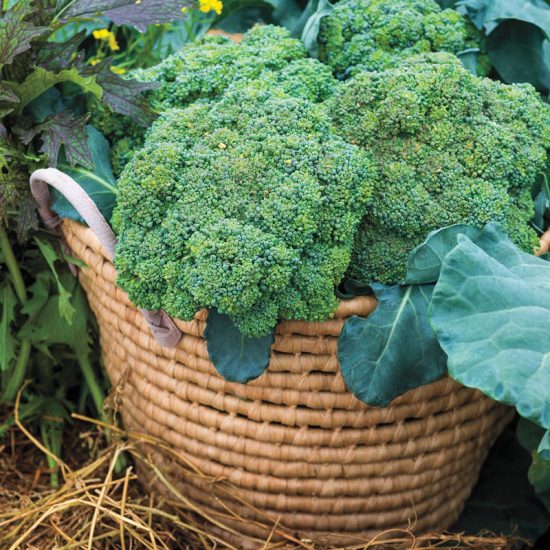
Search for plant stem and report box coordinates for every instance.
[3,339,31,402]
[76,352,106,423]
[0,226,27,302]
[1,226,32,402]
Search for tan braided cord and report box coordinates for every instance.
[60,218,517,545]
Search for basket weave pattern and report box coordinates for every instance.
[62,219,514,544]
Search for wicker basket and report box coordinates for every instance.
[58,216,516,546]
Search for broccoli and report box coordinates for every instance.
[94,26,337,177]
[318,0,472,77]
[327,53,550,284]
[112,85,376,336]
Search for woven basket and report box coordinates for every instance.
[59,216,516,546]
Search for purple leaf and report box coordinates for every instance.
[33,31,87,72]
[24,113,93,168]
[62,0,192,32]
[84,59,159,126]
[0,1,48,67]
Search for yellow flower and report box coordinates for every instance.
[111,65,127,75]
[89,58,100,66]
[92,29,120,51]
[199,0,223,15]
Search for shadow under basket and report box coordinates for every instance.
[61,218,513,547]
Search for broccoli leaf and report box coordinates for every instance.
[52,125,117,223]
[457,0,550,34]
[60,0,192,32]
[0,0,48,68]
[457,0,550,91]
[539,430,550,460]
[300,0,334,56]
[487,20,550,92]
[23,112,92,168]
[430,224,550,430]
[405,224,482,284]
[338,283,447,407]
[204,309,274,383]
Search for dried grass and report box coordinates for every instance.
[0,398,531,550]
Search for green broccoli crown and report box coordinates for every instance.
[318,0,470,76]
[134,24,334,109]
[95,25,338,177]
[113,85,376,336]
[328,53,550,284]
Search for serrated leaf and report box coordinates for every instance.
[53,125,117,222]
[24,112,92,168]
[62,0,192,32]
[33,238,75,324]
[204,309,274,383]
[430,223,550,430]
[338,283,447,407]
[12,66,102,113]
[405,224,483,285]
[0,0,48,67]
[0,281,17,372]
[33,31,87,72]
[84,60,158,125]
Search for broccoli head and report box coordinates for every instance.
[113,85,376,336]
[328,53,550,284]
[94,25,338,177]
[318,0,471,76]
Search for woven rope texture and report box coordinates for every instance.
[61,219,514,545]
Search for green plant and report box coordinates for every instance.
[327,53,549,285]
[112,83,376,350]
[0,0,194,482]
[316,0,473,76]
[95,24,337,176]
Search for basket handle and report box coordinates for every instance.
[29,167,182,348]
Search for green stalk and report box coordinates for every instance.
[77,352,127,472]
[3,339,31,402]
[0,226,27,302]
[1,226,32,402]
[76,352,107,423]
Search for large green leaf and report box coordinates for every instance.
[430,224,550,429]
[457,0,550,91]
[52,125,118,223]
[457,0,550,34]
[405,224,482,285]
[204,309,274,383]
[487,20,550,91]
[338,283,447,407]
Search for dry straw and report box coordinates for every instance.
[0,404,529,550]
[53,219,517,546]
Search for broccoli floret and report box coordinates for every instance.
[113,85,376,336]
[328,53,550,284]
[94,25,338,177]
[318,0,472,76]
